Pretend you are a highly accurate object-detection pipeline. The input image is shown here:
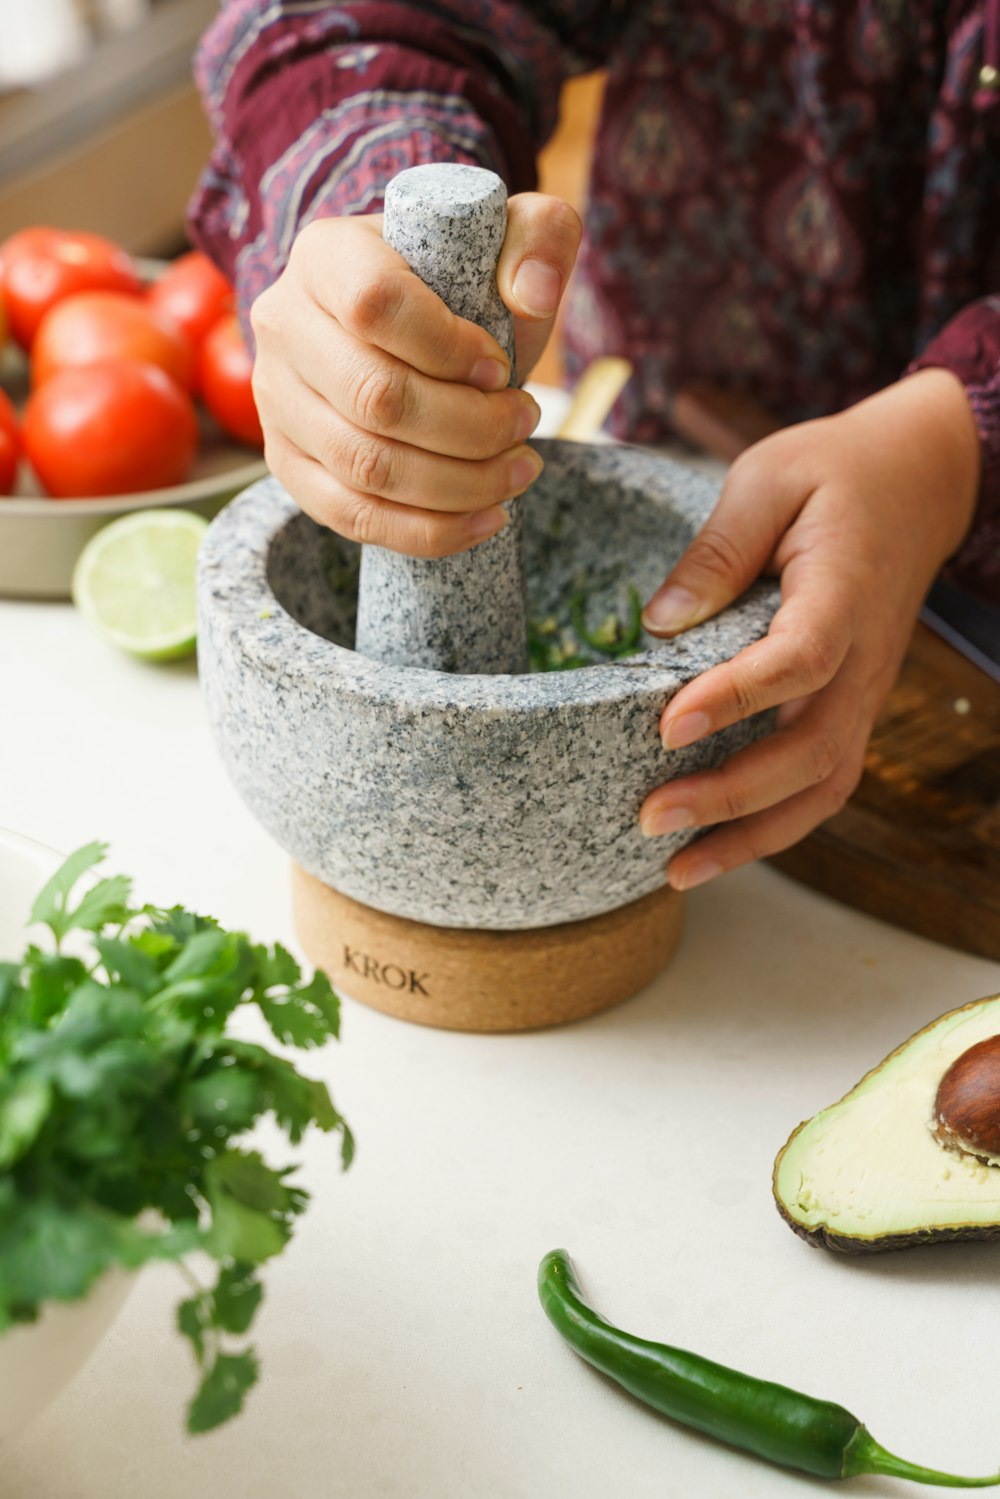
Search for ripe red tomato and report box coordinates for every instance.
[197,313,263,447]
[0,228,141,350]
[0,387,19,494]
[32,291,195,392]
[23,361,198,498]
[147,252,234,350]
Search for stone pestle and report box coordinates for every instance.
[353,163,529,676]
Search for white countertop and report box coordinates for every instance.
[2,416,1000,1498]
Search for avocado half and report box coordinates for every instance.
[774,993,1000,1252]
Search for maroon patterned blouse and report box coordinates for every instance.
[188,1,1000,597]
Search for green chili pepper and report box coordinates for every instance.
[569,586,644,659]
[538,1250,1000,1488]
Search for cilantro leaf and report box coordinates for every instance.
[258,995,329,1049]
[70,875,134,935]
[187,1350,258,1434]
[154,931,256,1029]
[180,1068,263,1134]
[209,1149,296,1216]
[252,942,301,989]
[243,1048,349,1150]
[25,950,88,1026]
[0,961,22,1015]
[1,844,352,1435]
[205,1151,298,1263]
[212,1262,263,1335]
[208,1192,288,1263]
[258,971,341,1049]
[163,930,232,984]
[177,1295,207,1365]
[29,841,108,942]
[339,1119,356,1170]
[0,1196,142,1311]
[95,936,161,996]
[150,906,220,943]
[0,1074,52,1169]
[176,1264,262,1379]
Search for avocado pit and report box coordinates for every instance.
[933,1034,1000,1164]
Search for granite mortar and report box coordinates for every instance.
[198,439,780,930]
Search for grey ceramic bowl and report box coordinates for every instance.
[197,440,779,931]
[0,261,266,601]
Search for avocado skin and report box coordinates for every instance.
[773,994,1000,1254]
[774,1192,1000,1254]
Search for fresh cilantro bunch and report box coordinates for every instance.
[0,843,353,1433]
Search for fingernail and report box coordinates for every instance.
[516,396,542,441]
[669,858,723,892]
[470,357,509,392]
[661,710,712,750]
[642,586,701,635]
[640,806,696,838]
[512,259,562,317]
[509,449,544,491]
[468,506,509,540]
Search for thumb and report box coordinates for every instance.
[496,192,582,379]
[642,445,798,636]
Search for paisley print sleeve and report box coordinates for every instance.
[186,0,610,323]
[909,297,1000,599]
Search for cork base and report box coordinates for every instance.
[292,865,684,1033]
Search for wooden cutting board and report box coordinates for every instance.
[769,622,1000,961]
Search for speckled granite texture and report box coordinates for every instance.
[355,163,528,676]
[198,440,780,930]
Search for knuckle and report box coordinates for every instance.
[544,196,584,256]
[310,418,344,475]
[465,430,501,463]
[291,218,324,259]
[470,399,513,459]
[352,362,407,433]
[808,726,843,785]
[340,493,382,546]
[725,442,767,490]
[686,525,746,591]
[463,396,527,461]
[719,781,750,822]
[727,662,759,720]
[429,308,469,371]
[797,626,840,685]
[413,518,460,560]
[376,508,460,559]
[348,271,407,339]
[249,288,279,342]
[479,452,518,504]
[347,434,394,495]
[733,679,755,721]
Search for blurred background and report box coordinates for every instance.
[0,0,216,256]
[0,0,602,380]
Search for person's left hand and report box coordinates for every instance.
[638,369,981,891]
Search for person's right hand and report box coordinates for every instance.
[249,194,582,557]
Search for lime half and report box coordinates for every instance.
[72,509,208,662]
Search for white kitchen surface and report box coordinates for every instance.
[2,403,999,1498]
